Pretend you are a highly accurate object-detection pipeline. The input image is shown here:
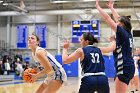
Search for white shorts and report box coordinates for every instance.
[44,67,67,84]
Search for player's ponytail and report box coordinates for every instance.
[83,32,98,45]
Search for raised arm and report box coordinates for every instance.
[96,0,117,32]
[99,36,116,53]
[106,0,120,22]
[62,40,83,64]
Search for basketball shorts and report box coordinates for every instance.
[44,67,67,84]
[116,65,135,85]
[78,75,110,93]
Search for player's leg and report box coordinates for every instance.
[43,80,62,93]
[133,75,139,92]
[129,78,135,93]
[132,64,139,92]
[115,77,128,93]
[42,67,66,93]
[36,83,48,93]
[116,65,135,93]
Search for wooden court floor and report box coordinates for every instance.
[0,77,138,93]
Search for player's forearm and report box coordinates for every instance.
[96,4,111,22]
[100,40,116,53]
[62,48,69,64]
[110,8,120,21]
[35,69,54,79]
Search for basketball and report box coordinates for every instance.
[23,68,37,82]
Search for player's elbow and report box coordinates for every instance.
[102,49,112,53]
[62,56,69,64]
[63,60,68,64]
[106,46,115,53]
[62,58,72,64]
[62,59,70,64]
[101,47,115,53]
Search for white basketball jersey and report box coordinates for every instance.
[32,47,62,71]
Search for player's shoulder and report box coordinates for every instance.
[36,47,46,56]
[76,48,83,53]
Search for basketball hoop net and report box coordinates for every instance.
[78,9,93,20]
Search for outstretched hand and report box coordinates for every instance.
[63,40,70,49]
[106,0,114,9]
[96,0,99,3]
[95,0,100,8]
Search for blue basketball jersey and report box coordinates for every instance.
[113,25,134,75]
[81,45,105,74]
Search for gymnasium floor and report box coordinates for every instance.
[0,77,122,93]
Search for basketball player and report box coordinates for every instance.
[27,33,67,93]
[62,32,110,93]
[96,0,135,93]
[130,49,140,93]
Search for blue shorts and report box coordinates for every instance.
[78,75,110,93]
[116,65,135,85]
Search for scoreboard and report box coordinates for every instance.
[72,20,100,43]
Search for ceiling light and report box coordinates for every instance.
[52,1,71,3]
[0,11,24,16]
[3,3,8,6]
[0,1,3,3]
[51,0,118,3]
